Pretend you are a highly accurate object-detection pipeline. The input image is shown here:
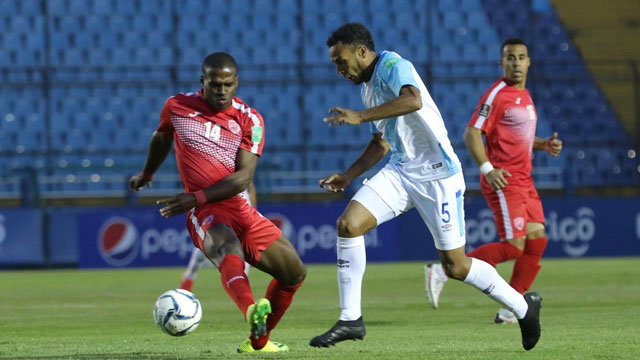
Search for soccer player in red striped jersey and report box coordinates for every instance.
[129,52,305,353]
[426,39,562,325]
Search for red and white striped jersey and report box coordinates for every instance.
[157,89,265,193]
[469,78,538,186]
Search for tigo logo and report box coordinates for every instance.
[97,217,140,267]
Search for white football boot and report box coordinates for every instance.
[424,263,448,309]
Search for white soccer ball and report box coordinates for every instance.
[153,289,202,336]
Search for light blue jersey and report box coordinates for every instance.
[362,51,461,181]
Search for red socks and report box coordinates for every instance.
[219,254,254,318]
[250,279,303,350]
[467,242,523,267]
[510,237,548,294]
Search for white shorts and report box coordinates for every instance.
[352,164,466,251]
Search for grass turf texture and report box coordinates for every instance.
[1,258,639,359]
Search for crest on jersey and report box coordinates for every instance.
[228,120,241,134]
[514,217,525,231]
[478,104,491,118]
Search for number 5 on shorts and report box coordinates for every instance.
[441,202,450,223]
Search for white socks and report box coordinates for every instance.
[337,236,366,321]
[464,258,528,319]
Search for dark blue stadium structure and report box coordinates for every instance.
[0,0,638,200]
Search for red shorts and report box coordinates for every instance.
[186,196,282,263]
[481,182,545,240]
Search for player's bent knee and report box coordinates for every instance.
[526,229,546,240]
[336,215,365,237]
[504,237,526,251]
[291,263,307,285]
[442,261,470,281]
[202,224,243,263]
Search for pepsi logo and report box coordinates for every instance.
[97,217,140,267]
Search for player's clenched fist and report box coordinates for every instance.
[129,174,151,192]
[319,173,351,192]
[486,168,512,191]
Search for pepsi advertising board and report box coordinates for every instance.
[77,204,400,268]
[74,197,640,268]
[78,209,192,268]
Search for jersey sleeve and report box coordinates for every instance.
[369,122,380,134]
[239,108,265,156]
[156,97,175,136]
[377,53,420,96]
[468,88,503,135]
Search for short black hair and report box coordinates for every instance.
[326,23,375,51]
[501,38,528,53]
[202,52,237,73]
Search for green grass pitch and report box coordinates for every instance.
[1,258,639,359]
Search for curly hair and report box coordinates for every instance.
[326,23,375,51]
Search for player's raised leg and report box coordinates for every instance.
[422,174,541,350]
[439,247,541,350]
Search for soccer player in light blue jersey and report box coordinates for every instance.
[309,23,542,351]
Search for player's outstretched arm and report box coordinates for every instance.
[157,149,258,218]
[533,132,562,157]
[319,133,389,192]
[463,126,511,190]
[129,131,173,191]
[323,86,422,126]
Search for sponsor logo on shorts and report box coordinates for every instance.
[514,217,525,231]
[441,223,452,232]
[337,259,350,268]
[202,215,214,226]
[478,104,491,117]
[432,162,443,169]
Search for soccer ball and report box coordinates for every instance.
[153,289,202,336]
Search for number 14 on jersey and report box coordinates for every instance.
[204,122,221,141]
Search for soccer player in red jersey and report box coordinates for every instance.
[426,39,563,324]
[129,52,306,353]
